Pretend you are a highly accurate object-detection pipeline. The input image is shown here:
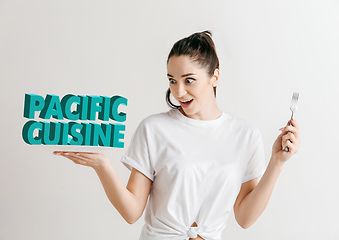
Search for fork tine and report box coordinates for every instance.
[290,92,299,111]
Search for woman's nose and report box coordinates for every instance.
[176,84,187,98]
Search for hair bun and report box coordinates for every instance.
[201,30,212,37]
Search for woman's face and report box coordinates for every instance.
[167,55,219,120]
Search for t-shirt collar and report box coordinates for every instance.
[169,109,228,127]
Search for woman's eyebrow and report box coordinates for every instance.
[167,73,196,78]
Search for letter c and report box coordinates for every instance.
[22,120,42,145]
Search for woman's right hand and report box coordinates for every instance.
[53,151,110,171]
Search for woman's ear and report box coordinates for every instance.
[211,68,219,87]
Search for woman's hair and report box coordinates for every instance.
[166,30,220,109]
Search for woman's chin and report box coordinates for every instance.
[180,108,197,118]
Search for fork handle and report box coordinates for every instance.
[284,114,294,152]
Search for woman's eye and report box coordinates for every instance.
[169,79,176,84]
[186,78,194,83]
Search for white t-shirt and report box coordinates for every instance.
[121,109,266,240]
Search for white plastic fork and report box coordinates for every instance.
[285,92,299,152]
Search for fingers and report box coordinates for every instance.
[280,122,300,153]
[282,138,298,154]
[67,155,89,166]
[281,120,299,138]
[53,151,91,166]
[54,151,93,157]
[286,118,299,129]
[53,151,108,170]
[281,131,297,143]
[281,133,297,152]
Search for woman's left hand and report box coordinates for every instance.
[272,118,300,164]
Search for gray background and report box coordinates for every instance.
[1,0,338,239]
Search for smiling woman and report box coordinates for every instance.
[55,30,300,240]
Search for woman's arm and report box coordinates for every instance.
[233,157,284,229]
[53,152,152,224]
[233,118,300,229]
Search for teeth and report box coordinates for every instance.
[180,99,192,103]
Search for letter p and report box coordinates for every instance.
[23,94,45,119]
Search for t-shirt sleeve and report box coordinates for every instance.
[242,129,266,183]
[121,120,155,181]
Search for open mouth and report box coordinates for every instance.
[179,99,193,108]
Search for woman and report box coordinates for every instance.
[54,31,300,240]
